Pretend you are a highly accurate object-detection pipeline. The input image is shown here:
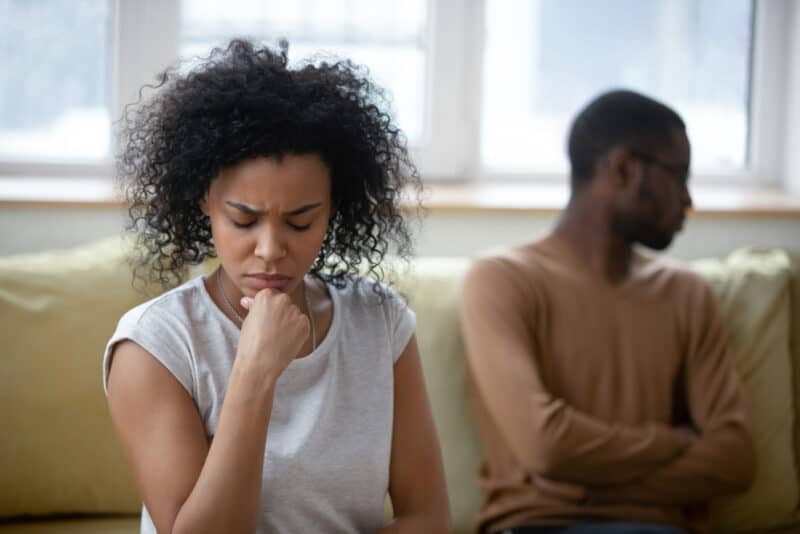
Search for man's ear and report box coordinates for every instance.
[606,146,640,191]
[198,194,209,216]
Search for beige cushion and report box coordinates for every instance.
[691,249,799,532]
[0,238,142,517]
[787,251,800,494]
[397,258,481,534]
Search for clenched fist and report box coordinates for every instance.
[234,289,310,385]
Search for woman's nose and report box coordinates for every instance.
[254,224,287,262]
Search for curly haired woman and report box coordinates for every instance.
[103,39,449,534]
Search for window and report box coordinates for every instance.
[0,0,111,162]
[481,0,753,177]
[180,0,428,144]
[2,0,797,190]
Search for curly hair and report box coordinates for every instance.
[117,38,421,292]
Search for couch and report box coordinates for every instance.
[1,237,799,533]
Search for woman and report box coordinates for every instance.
[104,39,449,533]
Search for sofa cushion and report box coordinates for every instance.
[0,238,143,517]
[0,516,139,533]
[691,249,798,532]
[787,250,800,496]
[397,257,481,534]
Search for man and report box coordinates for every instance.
[460,90,755,534]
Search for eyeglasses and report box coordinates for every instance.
[630,150,690,183]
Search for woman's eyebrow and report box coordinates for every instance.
[285,202,323,216]
[225,201,264,215]
[224,201,322,216]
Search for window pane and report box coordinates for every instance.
[0,0,111,162]
[180,0,428,144]
[481,0,753,175]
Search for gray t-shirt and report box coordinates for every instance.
[103,275,416,534]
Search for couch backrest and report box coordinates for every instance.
[788,250,800,498]
[396,258,481,534]
[2,239,799,533]
[687,249,798,532]
[0,238,146,518]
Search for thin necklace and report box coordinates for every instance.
[216,268,244,324]
[306,281,317,351]
[215,268,317,351]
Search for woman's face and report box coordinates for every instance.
[201,154,332,304]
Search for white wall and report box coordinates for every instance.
[0,206,128,255]
[2,204,798,261]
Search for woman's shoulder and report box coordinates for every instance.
[326,275,415,362]
[329,274,406,309]
[117,276,207,331]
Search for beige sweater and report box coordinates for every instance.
[460,235,755,533]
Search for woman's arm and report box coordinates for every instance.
[106,289,308,534]
[379,335,451,534]
[107,340,278,534]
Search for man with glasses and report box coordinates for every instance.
[461,90,755,534]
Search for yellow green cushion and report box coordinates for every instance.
[787,250,800,495]
[396,258,480,534]
[0,516,139,533]
[691,249,798,532]
[0,238,143,517]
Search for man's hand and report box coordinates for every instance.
[533,475,586,504]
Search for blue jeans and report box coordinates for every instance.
[501,523,687,534]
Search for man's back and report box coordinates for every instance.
[461,235,754,533]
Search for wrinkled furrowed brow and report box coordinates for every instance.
[224,201,323,216]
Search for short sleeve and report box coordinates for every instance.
[102,302,196,397]
[384,291,416,364]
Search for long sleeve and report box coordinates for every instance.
[461,257,686,486]
[589,278,756,505]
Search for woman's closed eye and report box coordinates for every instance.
[232,219,256,229]
[287,221,312,231]
[230,217,313,231]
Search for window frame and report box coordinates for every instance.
[0,0,796,189]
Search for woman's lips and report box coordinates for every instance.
[243,273,291,291]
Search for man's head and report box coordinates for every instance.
[567,89,692,250]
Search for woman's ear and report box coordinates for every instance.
[198,194,209,216]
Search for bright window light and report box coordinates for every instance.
[0,0,111,162]
[180,0,429,144]
[481,0,753,175]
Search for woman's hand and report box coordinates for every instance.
[236,290,310,383]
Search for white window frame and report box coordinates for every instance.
[748,0,793,188]
[0,0,797,189]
